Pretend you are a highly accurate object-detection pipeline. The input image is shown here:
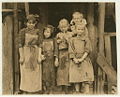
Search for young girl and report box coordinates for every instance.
[68,23,94,94]
[42,25,57,94]
[71,11,87,26]
[55,18,73,93]
[18,14,43,93]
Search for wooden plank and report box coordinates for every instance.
[2,9,21,12]
[105,35,112,66]
[87,3,98,94]
[25,3,29,16]
[97,53,117,83]
[104,35,117,94]
[98,3,105,54]
[104,35,112,94]
[2,9,13,12]
[97,3,106,94]
[13,3,19,94]
[2,15,14,94]
[104,32,116,37]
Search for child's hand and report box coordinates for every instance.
[78,58,84,63]
[19,57,24,65]
[73,58,79,64]
[37,55,45,64]
[41,55,46,61]
[55,58,59,67]
[57,39,62,43]
[37,57,42,64]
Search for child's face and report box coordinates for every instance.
[73,14,83,25]
[44,28,52,38]
[27,20,36,29]
[76,25,85,35]
[60,26,68,32]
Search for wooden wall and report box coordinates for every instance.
[2,15,14,94]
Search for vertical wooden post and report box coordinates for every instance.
[13,3,19,93]
[87,3,98,94]
[25,2,29,16]
[2,15,14,94]
[97,3,106,94]
[104,35,112,93]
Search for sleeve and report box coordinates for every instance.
[68,38,75,59]
[85,37,92,53]
[37,29,43,48]
[18,28,25,48]
[54,38,59,58]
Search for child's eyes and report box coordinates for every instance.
[44,31,50,33]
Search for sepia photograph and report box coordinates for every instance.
[2,2,117,95]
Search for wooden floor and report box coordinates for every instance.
[16,86,94,95]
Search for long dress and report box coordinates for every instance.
[68,32,94,83]
[18,28,43,92]
[42,38,57,90]
[56,31,73,86]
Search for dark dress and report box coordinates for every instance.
[56,31,73,86]
[42,38,57,90]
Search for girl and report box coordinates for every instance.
[68,23,94,94]
[42,25,57,94]
[18,14,43,93]
[55,18,73,93]
[71,11,87,26]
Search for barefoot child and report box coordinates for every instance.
[42,25,57,94]
[18,14,43,93]
[55,18,73,93]
[68,23,94,94]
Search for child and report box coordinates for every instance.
[68,23,94,94]
[42,25,57,94]
[55,18,73,93]
[71,11,87,26]
[18,14,43,93]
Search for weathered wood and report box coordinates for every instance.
[104,35,117,94]
[105,35,112,65]
[87,3,98,94]
[2,9,13,12]
[25,2,29,16]
[97,3,106,94]
[2,9,21,12]
[104,32,116,36]
[2,15,14,94]
[97,53,117,83]
[98,3,105,55]
[13,3,19,93]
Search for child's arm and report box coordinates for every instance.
[37,30,45,64]
[55,57,59,67]
[19,47,24,64]
[78,36,92,62]
[18,29,25,64]
[78,52,88,62]
[56,33,63,44]
[54,38,59,67]
[38,48,42,64]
